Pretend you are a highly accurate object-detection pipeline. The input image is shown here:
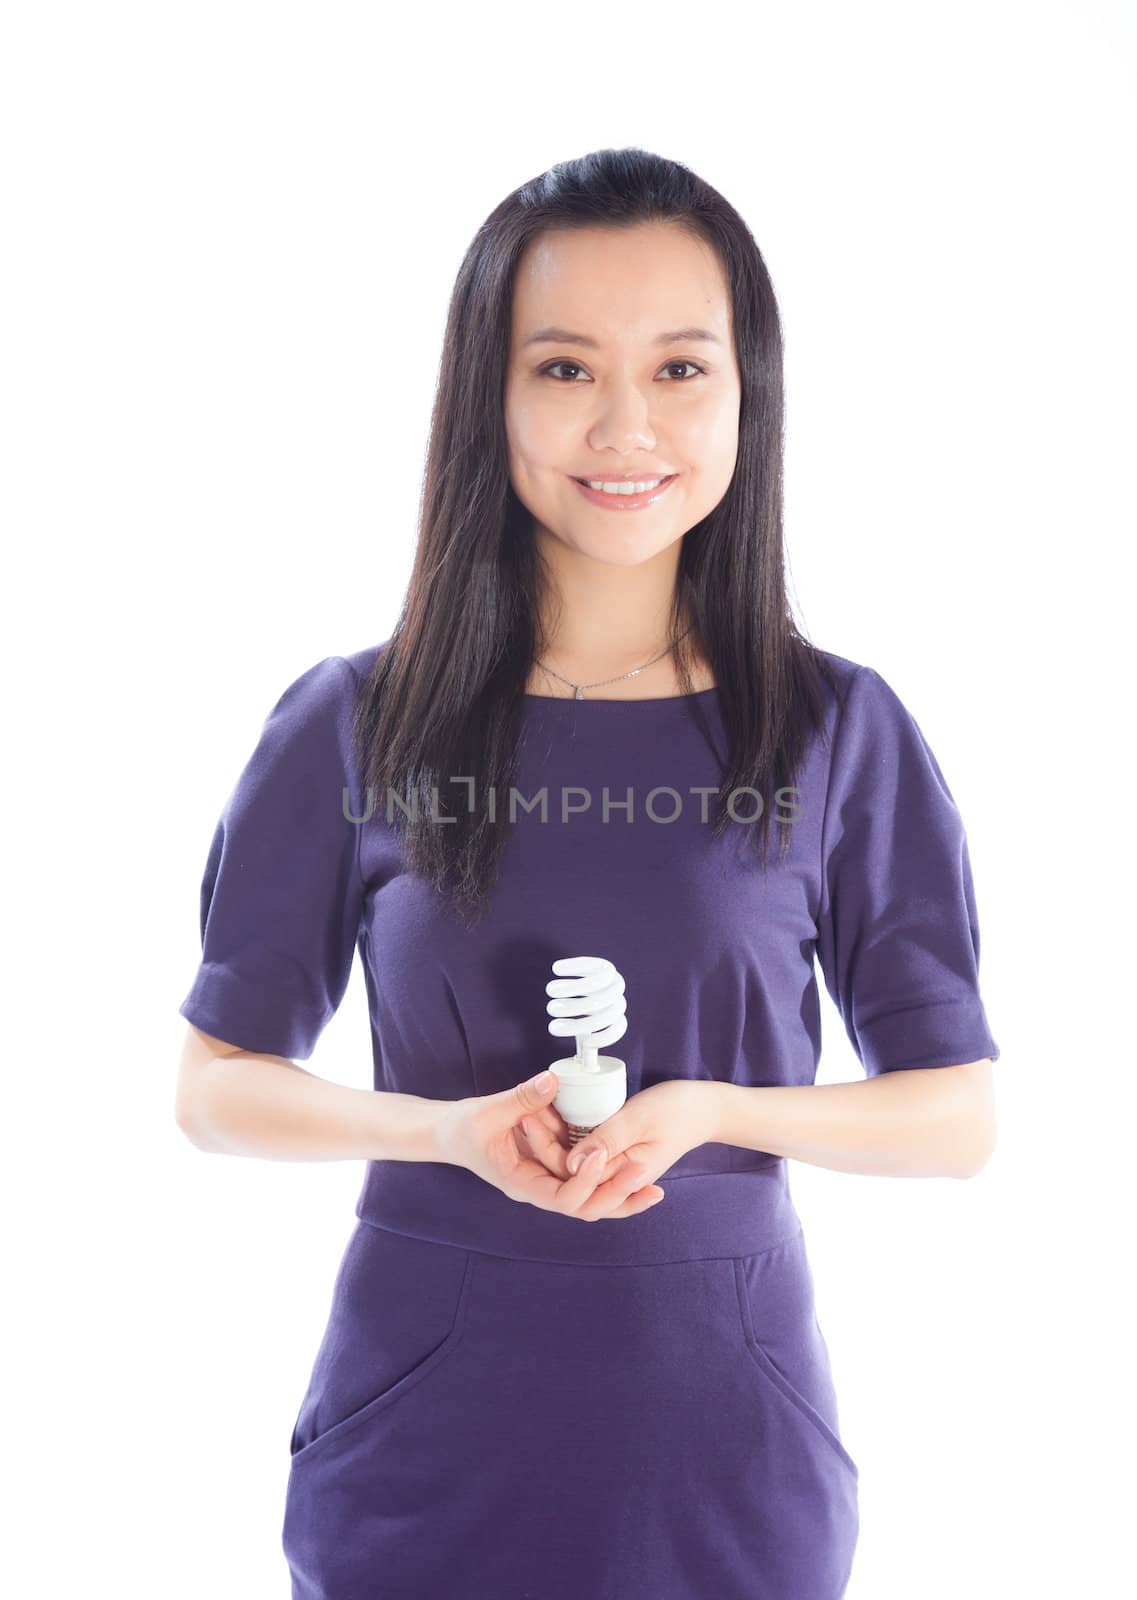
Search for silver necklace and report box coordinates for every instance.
[536,625,694,700]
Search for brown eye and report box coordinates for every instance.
[541,361,587,381]
[539,359,707,382]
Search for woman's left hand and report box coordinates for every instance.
[515,1078,719,1197]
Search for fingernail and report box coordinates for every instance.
[568,1149,587,1174]
[533,1071,554,1091]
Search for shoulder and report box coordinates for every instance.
[339,638,390,685]
[250,650,384,776]
[272,640,388,722]
[811,646,866,683]
[809,647,910,726]
[806,650,939,792]
[807,646,872,732]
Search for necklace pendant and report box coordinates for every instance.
[575,686,585,700]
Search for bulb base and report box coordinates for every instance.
[547,1054,627,1139]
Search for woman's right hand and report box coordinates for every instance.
[434,1069,666,1222]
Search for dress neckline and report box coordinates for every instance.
[522,686,721,706]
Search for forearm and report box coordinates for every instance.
[707,1067,995,1179]
[183,1052,447,1163]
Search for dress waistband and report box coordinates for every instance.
[354,1158,799,1265]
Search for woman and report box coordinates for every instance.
[176,146,1000,1600]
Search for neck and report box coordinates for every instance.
[533,519,690,654]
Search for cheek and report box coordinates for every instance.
[681,409,739,491]
[680,397,739,456]
[505,393,570,468]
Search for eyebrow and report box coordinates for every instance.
[522,325,723,350]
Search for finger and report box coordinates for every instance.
[521,1109,570,1150]
[601,1183,666,1220]
[519,1116,572,1177]
[522,1117,633,1183]
[578,1159,665,1221]
[566,1143,594,1176]
[514,1070,560,1115]
[553,1134,635,1186]
[584,1149,634,1186]
[558,1147,626,1207]
[567,1138,644,1177]
[566,1150,652,1210]
[528,1105,570,1142]
[513,1144,655,1217]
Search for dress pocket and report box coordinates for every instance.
[287,1222,476,1473]
[733,1226,859,1482]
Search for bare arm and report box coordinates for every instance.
[175,1024,448,1163]
[705,1058,998,1179]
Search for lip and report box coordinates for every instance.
[572,469,675,481]
[570,473,678,511]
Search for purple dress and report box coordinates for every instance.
[179,641,999,1600]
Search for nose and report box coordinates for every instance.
[585,380,657,455]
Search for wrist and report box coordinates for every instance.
[702,1080,736,1146]
[428,1095,469,1167]
[367,1090,464,1164]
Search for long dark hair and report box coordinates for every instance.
[352,145,843,928]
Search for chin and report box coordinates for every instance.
[577,532,683,567]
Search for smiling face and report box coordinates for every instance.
[504,221,742,569]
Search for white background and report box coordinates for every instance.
[5,1,1134,1594]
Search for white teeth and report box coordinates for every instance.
[582,477,667,495]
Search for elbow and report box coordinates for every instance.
[176,1025,239,1152]
[175,1097,218,1152]
[175,1068,226,1153]
[944,1059,998,1178]
[955,1112,998,1179]
[956,1145,995,1179]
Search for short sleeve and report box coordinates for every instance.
[815,665,1000,1076]
[178,655,366,1060]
